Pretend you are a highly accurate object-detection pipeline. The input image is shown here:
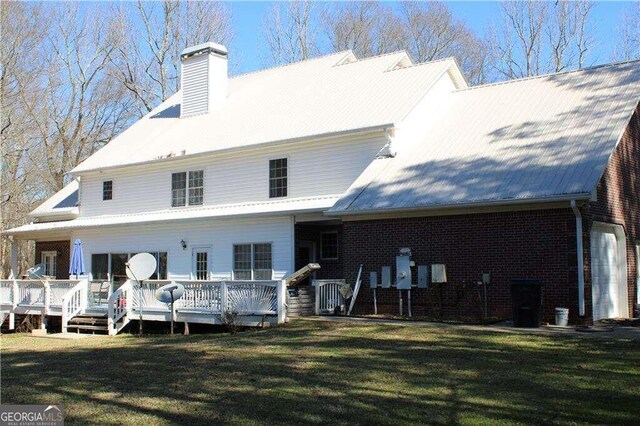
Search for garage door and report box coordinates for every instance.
[590,225,627,320]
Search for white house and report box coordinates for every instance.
[4,42,640,330]
[5,43,467,287]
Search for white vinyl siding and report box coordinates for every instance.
[79,134,387,217]
[73,217,292,281]
[181,53,209,117]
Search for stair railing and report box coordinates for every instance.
[107,280,133,335]
[61,280,88,333]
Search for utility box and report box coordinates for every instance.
[431,264,447,284]
[381,266,391,288]
[417,265,429,288]
[369,271,378,289]
[396,255,412,289]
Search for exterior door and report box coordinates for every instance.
[41,251,57,278]
[296,241,316,285]
[590,225,628,320]
[192,246,211,280]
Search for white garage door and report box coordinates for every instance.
[590,225,628,321]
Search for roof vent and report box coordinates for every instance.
[180,42,228,118]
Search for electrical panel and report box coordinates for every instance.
[369,271,378,289]
[396,255,412,289]
[417,265,429,288]
[381,266,391,288]
[431,264,447,283]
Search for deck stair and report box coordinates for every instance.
[66,314,109,334]
[287,286,315,317]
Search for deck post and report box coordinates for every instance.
[9,238,18,279]
[277,280,286,324]
[9,313,15,330]
[184,321,189,336]
[221,281,228,313]
[44,280,51,315]
[314,280,320,315]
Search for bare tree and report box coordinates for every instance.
[613,1,640,61]
[109,0,233,115]
[400,2,487,84]
[322,2,403,58]
[26,4,135,192]
[262,1,323,66]
[0,2,47,277]
[488,0,594,80]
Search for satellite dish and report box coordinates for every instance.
[155,282,185,303]
[125,253,157,281]
[28,264,45,279]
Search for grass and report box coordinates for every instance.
[1,320,639,425]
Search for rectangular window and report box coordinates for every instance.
[321,232,339,260]
[234,243,272,280]
[92,252,168,282]
[42,251,57,277]
[103,181,113,200]
[172,171,203,207]
[91,254,109,280]
[269,158,287,198]
[171,172,187,207]
[188,170,204,205]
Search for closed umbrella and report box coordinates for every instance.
[69,239,85,279]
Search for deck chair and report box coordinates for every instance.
[90,281,111,306]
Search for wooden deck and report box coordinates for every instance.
[1,279,286,335]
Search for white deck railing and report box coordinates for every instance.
[314,279,346,315]
[61,281,88,332]
[0,277,287,333]
[107,280,133,335]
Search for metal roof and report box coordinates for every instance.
[29,180,79,219]
[6,194,340,238]
[329,60,640,214]
[72,51,464,173]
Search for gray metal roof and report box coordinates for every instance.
[329,60,640,214]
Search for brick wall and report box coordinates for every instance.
[583,103,640,318]
[343,209,578,323]
[295,224,343,281]
[34,241,70,280]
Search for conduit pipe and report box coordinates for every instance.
[571,200,586,316]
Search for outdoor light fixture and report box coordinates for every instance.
[180,239,187,250]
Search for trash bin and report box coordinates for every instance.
[511,279,543,328]
[555,307,569,326]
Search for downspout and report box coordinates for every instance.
[571,200,585,316]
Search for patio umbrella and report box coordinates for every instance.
[69,239,85,279]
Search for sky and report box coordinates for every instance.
[226,1,634,75]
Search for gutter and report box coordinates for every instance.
[326,193,593,216]
[571,200,586,317]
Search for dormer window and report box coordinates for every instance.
[172,170,203,207]
[103,181,113,200]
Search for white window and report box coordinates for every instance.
[172,170,203,207]
[42,251,57,277]
[269,158,287,198]
[233,243,272,280]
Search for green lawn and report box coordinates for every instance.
[1,320,639,425]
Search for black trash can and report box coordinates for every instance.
[511,279,543,328]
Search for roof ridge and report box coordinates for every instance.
[230,50,353,80]
[458,58,640,92]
